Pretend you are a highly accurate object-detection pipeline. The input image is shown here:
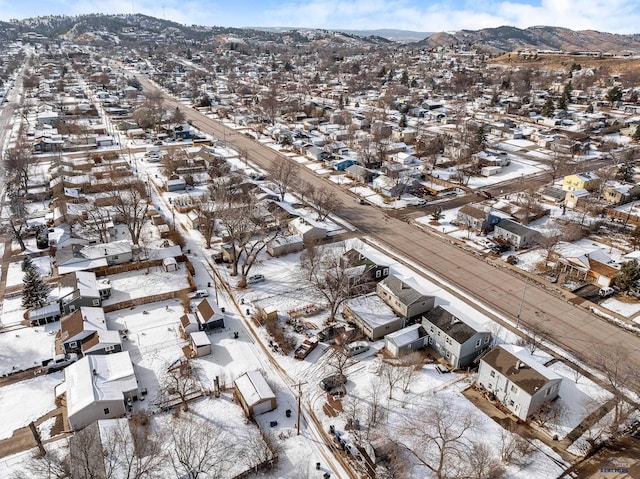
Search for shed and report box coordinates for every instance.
[166,178,187,192]
[190,331,211,357]
[234,370,277,417]
[162,257,179,272]
[384,324,427,358]
[180,313,200,336]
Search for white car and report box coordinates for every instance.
[191,290,209,298]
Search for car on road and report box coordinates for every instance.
[344,341,370,357]
[247,274,265,284]
[190,290,210,298]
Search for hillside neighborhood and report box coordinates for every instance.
[1,13,640,479]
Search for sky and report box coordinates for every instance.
[1,0,639,34]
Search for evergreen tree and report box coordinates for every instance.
[542,96,555,118]
[22,267,51,309]
[399,113,407,129]
[21,255,34,272]
[617,156,636,183]
[633,124,640,142]
[616,260,640,293]
[607,86,622,104]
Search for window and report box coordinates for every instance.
[475,339,481,347]
[92,299,100,306]
[103,408,110,415]
[68,341,77,349]
[445,351,450,359]
[437,331,441,336]
[489,370,496,378]
[508,400,514,407]
[484,337,490,344]
[375,269,381,278]
[105,345,115,352]
[383,268,389,276]
[510,384,518,394]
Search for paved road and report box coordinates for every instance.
[139,78,640,389]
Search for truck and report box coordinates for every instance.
[294,338,319,360]
[42,353,79,372]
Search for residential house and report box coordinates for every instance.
[288,217,327,244]
[306,146,331,162]
[234,370,277,417]
[60,307,122,356]
[477,345,563,421]
[559,249,619,287]
[565,188,591,209]
[493,219,541,249]
[562,172,599,192]
[422,305,492,368]
[342,248,390,283]
[267,235,304,257]
[456,204,510,233]
[62,351,139,430]
[345,164,376,183]
[56,240,133,274]
[343,293,405,340]
[372,174,415,198]
[384,324,428,358]
[195,297,225,331]
[55,271,112,315]
[602,182,640,205]
[376,275,436,320]
[538,187,567,205]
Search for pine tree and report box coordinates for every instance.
[22,268,51,309]
[542,96,555,118]
[21,255,34,272]
[617,157,636,183]
[616,260,640,293]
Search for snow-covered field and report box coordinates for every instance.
[0,372,62,440]
[0,322,57,375]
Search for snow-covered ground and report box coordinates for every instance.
[0,322,57,375]
[0,372,62,440]
[5,256,53,288]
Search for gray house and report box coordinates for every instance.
[384,324,428,358]
[477,345,563,421]
[422,305,492,368]
[56,271,111,315]
[376,275,435,320]
[342,248,390,283]
[343,293,405,340]
[493,219,541,249]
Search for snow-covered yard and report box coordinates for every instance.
[102,266,191,306]
[0,322,57,375]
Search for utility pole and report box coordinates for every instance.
[516,279,528,328]
[295,381,307,435]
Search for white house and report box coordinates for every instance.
[63,351,139,430]
[477,345,563,421]
[234,370,277,417]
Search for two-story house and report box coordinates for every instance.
[477,345,563,421]
[422,305,492,369]
[342,248,390,283]
[376,275,436,321]
[562,172,599,192]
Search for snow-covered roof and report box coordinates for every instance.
[234,370,275,408]
[346,293,399,328]
[385,324,423,347]
[190,331,210,347]
[80,240,132,260]
[65,351,137,418]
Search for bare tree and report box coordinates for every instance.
[405,396,480,479]
[466,443,506,479]
[298,244,369,322]
[308,186,342,221]
[381,362,404,400]
[594,344,639,425]
[366,376,386,434]
[162,360,201,412]
[519,318,551,354]
[4,139,33,193]
[239,430,278,473]
[168,414,236,479]
[83,204,113,244]
[12,449,70,479]
[270,159,298,202]
[6,187,28,251]
[328,348,350,377]
[109,179,150,245]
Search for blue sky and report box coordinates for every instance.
[1,0,638,34]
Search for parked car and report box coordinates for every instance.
[344,341,370,357]
[247,274,265,284]
[190,290,209,298]
[320,374,347,392]
[42,353,79,372]
[599,287,615,298]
